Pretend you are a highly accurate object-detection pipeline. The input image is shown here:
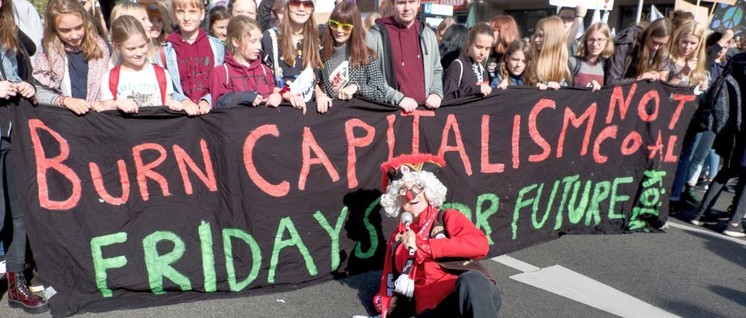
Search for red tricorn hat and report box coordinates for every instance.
[380,154,445,190]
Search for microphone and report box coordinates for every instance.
[400,212,413,231]
[399,212,415,256]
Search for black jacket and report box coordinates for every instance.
[442,53,488,101]
[605,25,643,86]
[713,53,746,169]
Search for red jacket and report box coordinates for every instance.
[209,52,274,107]
[389,208,489,314]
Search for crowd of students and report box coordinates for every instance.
[1,0,746,315]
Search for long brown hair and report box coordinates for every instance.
[277,0,322,69]
[631,18,671,77]
[500,40,532,85]
[320,2,376,68]
[43,0,104,61]
[0,0,20,54]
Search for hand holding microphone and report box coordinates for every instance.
[399,212,416,254]
[395,212,417,297]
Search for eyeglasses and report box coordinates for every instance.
[328,19,354,33]
[398,183,424,197]
[288,0,314,11]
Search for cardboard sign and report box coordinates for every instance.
[549,0,614,11]
[675,0,710,25]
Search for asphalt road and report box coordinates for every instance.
[0,190,743,318]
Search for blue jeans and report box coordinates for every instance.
[686,131,718,186]
[670,126,700,201]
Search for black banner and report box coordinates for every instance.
[10,82,696,316]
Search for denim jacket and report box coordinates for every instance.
[155,36,225,105]
[1,50,21,83]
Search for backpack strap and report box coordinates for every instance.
[109,65,121,100]
[429,209,496,284]
[224,64,229,83]
[267,29,283,86]
[569,56,581,78]
[454,59,464,88]
[153,64,167,105]
[159,46,167,70]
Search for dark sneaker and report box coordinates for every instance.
[691,214,721,226]
[713,210,732,221]
[683,186,702,205]
[723,222,746,238]
[669,200,681,216]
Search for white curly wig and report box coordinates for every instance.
[380,171,448,218]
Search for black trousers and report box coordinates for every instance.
[417,270,502,318]
[0,135,27,273]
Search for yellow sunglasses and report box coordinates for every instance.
[328,19,354,33]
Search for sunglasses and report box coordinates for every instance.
[328,19,354,33]
[288,0,314,10]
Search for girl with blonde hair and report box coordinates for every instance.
[99,15,181,113]
[110,2,156,62]
[528,16,569,90]
[33,0,111,115]
[209,16,281,108]
[570,22,614,91]
[667,20,707,89]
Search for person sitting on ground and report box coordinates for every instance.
[374,154,502,318]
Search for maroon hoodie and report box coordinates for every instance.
[380,16,426,103]
[167,29,214,103]
[209,52,275,105]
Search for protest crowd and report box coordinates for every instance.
[0,0,745,316]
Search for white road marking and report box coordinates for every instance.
[491,255,540,273]
[492,257,680,318]
[666,221,746,247]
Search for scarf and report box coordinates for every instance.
[375,205,439,317]
[32,36,110,102]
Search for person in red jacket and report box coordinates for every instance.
[374,154,502,318]
[209,15,282,108]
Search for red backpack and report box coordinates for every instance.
[109,64,168,105]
